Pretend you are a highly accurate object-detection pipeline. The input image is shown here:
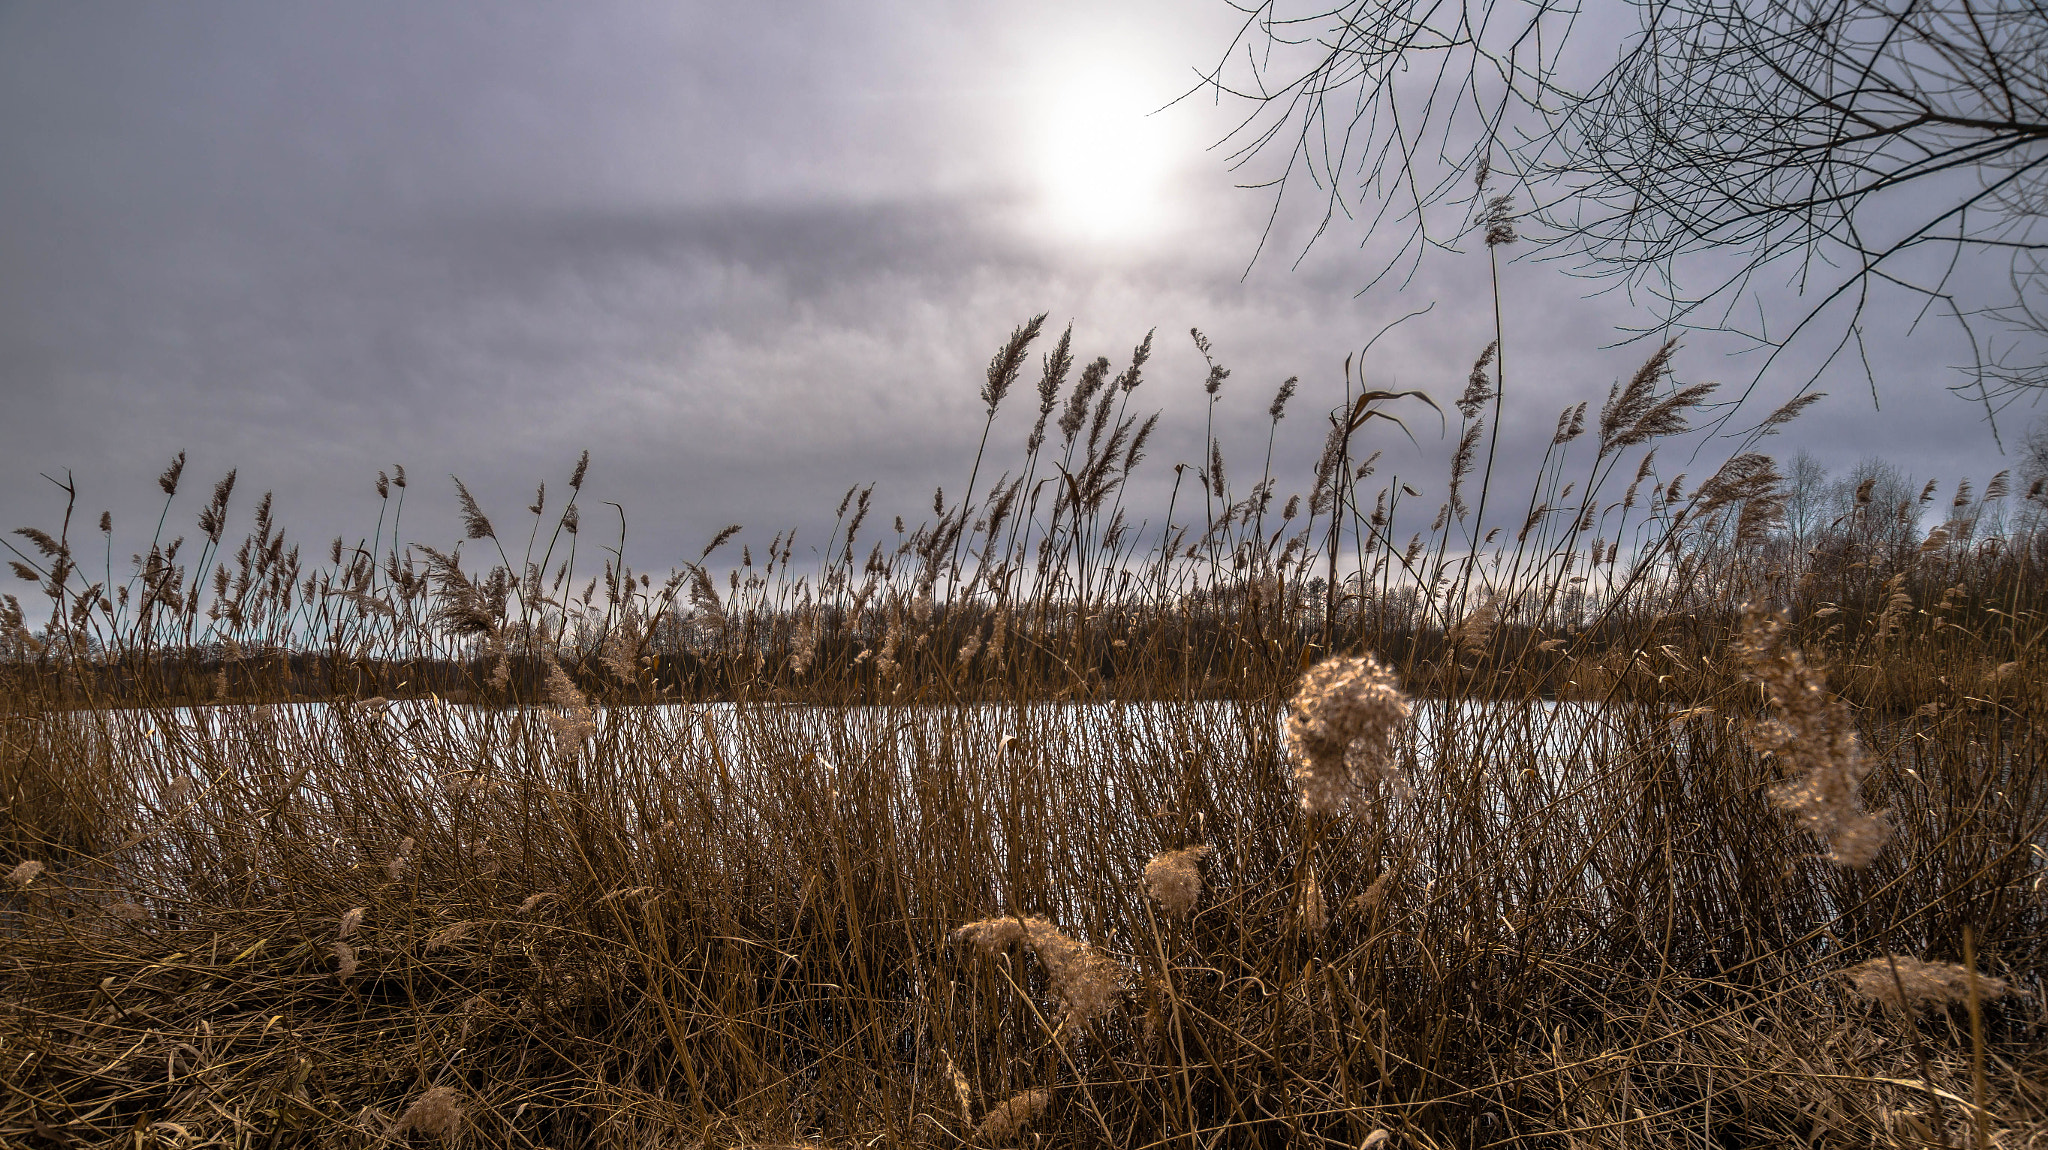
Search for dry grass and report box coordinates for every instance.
[3,321,2046,1147]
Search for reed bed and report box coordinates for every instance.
[4,319,2046,1147]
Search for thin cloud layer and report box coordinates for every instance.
[0,1,2023,583]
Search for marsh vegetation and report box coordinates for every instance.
[4,317,2046,1147]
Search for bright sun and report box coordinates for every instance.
[1031,68,1182,245]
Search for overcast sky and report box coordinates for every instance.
[2,1,2038,585]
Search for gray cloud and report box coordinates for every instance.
[1,1,2030,588]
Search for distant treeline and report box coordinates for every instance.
[6,322,2046,713]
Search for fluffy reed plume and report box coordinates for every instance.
[1482,192,1518,246]
[543,659,597,755]
[332,942,359,980]
[397,1085,463,1141]
[939,1049,974,1126]
[1284,655,1412,815]
[451,476,494,540]
[7,859,44,887]
[1446,593,1498,657]
[984,606,1007,666]
[1457,341,1497,418]
[1351,868,1397,913]
[599,618,644,684]
[425,920,475,953]
[1269,374,1299,420]
[1732,608,1890,868]
[1873,573,1913,645]
[973,1088,1051,1144]
[951,916,1123,1031]
[1447,421,1483,518]
[516,892,551,914]
[875,609,903,681]
[339,906,364,939]
[1143,845,1212,917]
[1842,957,2011,1012]
[1295,870,1328,935]
[787,610,817,675]
[1919,522,1953,555]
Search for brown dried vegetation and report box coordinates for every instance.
[2,322,2045,1147]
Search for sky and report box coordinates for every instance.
[2,0,2039,588]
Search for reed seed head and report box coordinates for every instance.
[426,920,475,952]
[332,941,359,980]
[973,1088,1051,1144]
[1842,956,2010,1012]
[398,1085,462,1141]
[7,860,44,887]
[339,906,364,939]
[1482,193,1518,245]
[1285,655,1412,816]
[1297,870,1328,935]
[982,314,1046,415]
[1268,375,1298,421]
[1144,845,1212,917]
[543,660,597,755]
[158,451,186,496]
[1457,342,1497,418]
[451,476,493,540]
[952,915,1123,1031]
[940,1049,973,1127]
[1353,868,1397,913]
[787,611,818,675]
[1733,607,1890,867]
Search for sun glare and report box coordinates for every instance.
[1032,67,1182,245]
